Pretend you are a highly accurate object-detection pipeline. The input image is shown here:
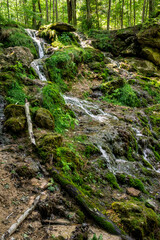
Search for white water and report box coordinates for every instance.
[26,29,45,58]
[73,32,92,48]
[31,60,47,81]
[64,95,118,122]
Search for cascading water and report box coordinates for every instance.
[26,29,47,81]
[26,30,160,176]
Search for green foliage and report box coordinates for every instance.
[6,81,28,104]
[42,84,78,133]
[57,32,72,45]
[2,27,37,57]
[91,234,103,240]
[128,177,147,193]
[103,84,140,107]
[105,172,120,189]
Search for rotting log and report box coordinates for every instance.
[25,99,36,146]
[48,167,122,236]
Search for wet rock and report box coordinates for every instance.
[35,108,55,130]
[145,199,159,211]
[126,187,141,197]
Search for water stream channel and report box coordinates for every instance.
[26,29,160,176]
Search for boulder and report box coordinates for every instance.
[35,108,55,130]
[4,116,26,133]
[126,187,141,197]
[4,104,25,119]
[3,46,34,67]
[101,78,125,94]
[112,200,159,239]
[141,46,160,66]
[49,22,76,32]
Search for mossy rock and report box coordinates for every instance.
[84,144,101,158]
[56,147,80,169]
[35,108,55,130]
[48,22,76,32]
[88,61,104,71]
[15,162,39,178]
[4,116,26,133]
[145,104,160,136]
[83,48,104,63]
[141,46,160,66]
[37,133,63,161]
[101,78,125,94]
[112,200,159,240]
[4,104,25,119]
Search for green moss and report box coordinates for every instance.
[128,177,147,193]
[142,157,153,168]
[1,27,37,57]
[4,116,26,133]
[83,48,104,63]
[6,81,28,105]
[35,108,55,130]
[76,209,85,223]
[105,172,120,189]
[84,144,100,158]
[4,104,25,119]
[112,200,158,239]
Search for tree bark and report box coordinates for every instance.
[67,0,72,23]
[38,0,43,27]
[86,0,92,29]
[25,100,36,146]
[53,0,55,22]
[121,0,124,29]
[46,0,49,22]
[95,0,99,29]
[7,0,10,19]
[133,0,136,26]
[149,0,155,18]
[130,0,132,26]
[32,0,36,29]
[71,0,76,26]
[142,0,146,22]
[107,0,111,30]
[16,0,19,21]
[56,0,58,22]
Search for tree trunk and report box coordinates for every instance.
[46,0,49,22]
[71,0,76,26]
[133,0,136,26]
[86,0,92,29]
[53,0,55,22]
[38,0,42,27]
[32,0,36,29]
[67,0,72,23]
[142,0,146,22]
[50,0,51,22]
[130,0,132,26]
[16,0,19,21]
[149,0,155,18]
[7,0,10,19]
[95,0,100,29]
[23,0,27,26]
[56,0,58,22]
[121,0,124,29]
[107,0,111,30]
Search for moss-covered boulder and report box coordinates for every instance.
[141,46,160,66]
[47,22,76,32]
[83,48,104,63]
[4,116,26,133]
[112,200,159,240]
[4,104,25,119]
[35,108,54,130]
[15,162,39,178]
[0,25,37,57]
[101,78,125,94]
[56,147,80,169]
[37,132,63,161]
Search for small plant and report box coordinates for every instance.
[91,234,103,240]
[106,172,120,189]
[6,81,28,104]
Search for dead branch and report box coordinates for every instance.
[1,195,41,240]
[25,100,36,146]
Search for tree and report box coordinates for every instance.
[107,0,111,30]
[86,0,92,29]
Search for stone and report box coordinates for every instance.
[141,46,160,66]
[15,161,39,178]
[126,187,141,197]
[145,199,158,211]
[49,22,76,32]
[35,108,55,130]
[101,78,125,94]
[4,116,26,133]
[4,104,25,119]
[3,46,34,67]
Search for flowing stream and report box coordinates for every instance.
[26,30,160,175]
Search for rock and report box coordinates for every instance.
[4,116,26,133]
[69,223,89,240]
[4,104,25,119]
[126,187,141,197]
[83,48,104,63]
[49,22,76,32]
[145,199,158,211]
[101,78,125,94]
[3,46,34,67]
[15,161,39,178]
[35,108,55,130]
[141,46,160,66]
[112,200,159,240]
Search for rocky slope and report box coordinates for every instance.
[0,18,160,240]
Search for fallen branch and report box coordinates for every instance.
[1,195,41,240]
[25,99,36,146]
